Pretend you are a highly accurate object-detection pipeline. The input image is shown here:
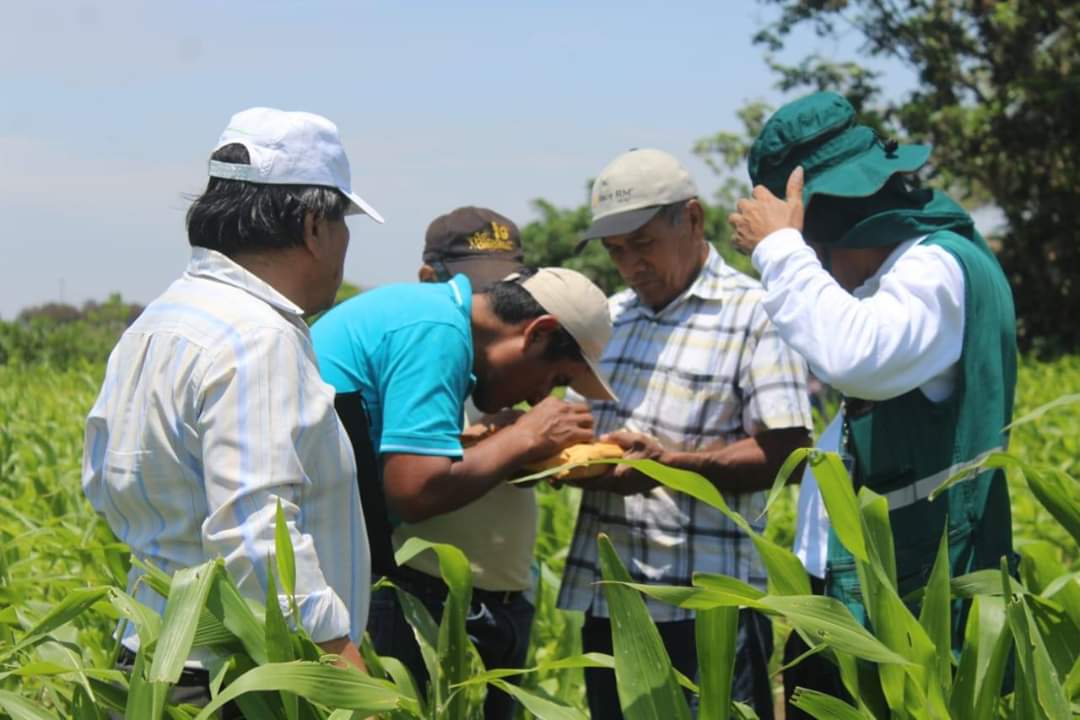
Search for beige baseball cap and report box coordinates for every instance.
[509,268,617,401]
[580,148,698,242]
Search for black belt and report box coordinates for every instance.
[389,564,524,605]
[117,646,210,688]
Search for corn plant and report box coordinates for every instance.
[519,391,1080,719]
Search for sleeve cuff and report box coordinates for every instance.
[295,586,352,644]
[751,228,808,274]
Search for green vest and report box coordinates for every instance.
[824,230,1018,650]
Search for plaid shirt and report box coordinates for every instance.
[557,247,812,622]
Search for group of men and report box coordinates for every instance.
[83,91,1017,720]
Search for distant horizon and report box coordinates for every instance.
[1,1,922,320]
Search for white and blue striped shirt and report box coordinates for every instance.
[83,248,369,653]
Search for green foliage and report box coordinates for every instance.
[0,294,140,369]
[743,0,1080,353]
[2,354,1079,718]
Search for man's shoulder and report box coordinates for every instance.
[133,274,299,348]
[324,282,467,333]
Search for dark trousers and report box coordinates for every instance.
[782,576,849,719]
[581,609,775,720]
[368,570,535,720]
[115,648,242,719]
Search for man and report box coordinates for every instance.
[559,148,814,720]
[82,107,381,711]
[728,91,1017,712]
[310,259,615,708]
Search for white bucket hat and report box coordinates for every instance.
[208,107,384,223]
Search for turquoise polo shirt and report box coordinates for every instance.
[312,275,474,459]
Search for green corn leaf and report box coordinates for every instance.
[950,594,1012,720]
[1026,594,1080,695]
[264,567,299,720]
[695,607,738,720]
[203,567,268,665]
[608,580,764,611]
[1006,570,1072,719]
[87,678,129,714]
[597,533,692,720]
[274,498,297,609]
[760,595,910,665]
[852,490,935,713]
[487,678,587,720]
[454,652,615,688]
[918,527,954,695]
[148,560,219,683]
[393,584,441,693]
[760,447,812,520]
[809,451,867,563]
[789,687,867,720]
[692,573,768,603]
[0,587,110,663]
[191,661,404,720]
[1003,392,1080,430]
[107,588,162,649]
[124,643,169,720]
[393,537,473,718]
[1025,465,1080,548]
[0,690,58,720]
[928,451,1018,502]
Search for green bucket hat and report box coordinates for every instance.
[748,91,931,205]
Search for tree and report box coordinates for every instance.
[739,0,1080,353]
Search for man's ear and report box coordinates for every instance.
[418,264,439,283]
[301,210,322,258]
[686,198,706,235]
[522,315,560,353]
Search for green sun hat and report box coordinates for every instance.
[748,91,931,205]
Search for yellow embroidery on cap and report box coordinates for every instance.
[467,222,514,251]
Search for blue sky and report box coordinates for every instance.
[0,1,915,318]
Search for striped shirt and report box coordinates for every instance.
[557,246,812,622]
[83,248,369,654]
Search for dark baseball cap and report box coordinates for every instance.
[423,207,525,289]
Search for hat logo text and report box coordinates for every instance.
[468,222,514,251]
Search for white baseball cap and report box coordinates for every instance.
[208,107,384,223]
[580,148,697,242]
[510,268,617,401]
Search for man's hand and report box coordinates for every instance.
[728,166,805,256]
[509,396,595,465]
[317,636,367,673]
[569,430,665,496]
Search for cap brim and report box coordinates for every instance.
[344,190,385,223]
[804,144,931,204]
[441,257,525,290]
[576,205,663,251]
[571,355,617,402]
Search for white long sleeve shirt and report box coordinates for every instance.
[83,248,369,653]
[751,229,966,577]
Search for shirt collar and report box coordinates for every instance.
[631,244,728,319]
[186,247,306,318]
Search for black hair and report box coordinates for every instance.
[486,269,583,362]
[185,143,350,256]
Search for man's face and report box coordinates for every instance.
[471,327,593,413]
[601,202,704,310]
[316,218,351,311]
